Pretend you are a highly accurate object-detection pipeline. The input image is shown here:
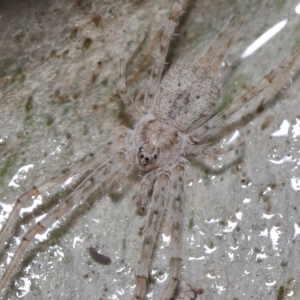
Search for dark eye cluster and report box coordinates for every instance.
[138,146,157,163]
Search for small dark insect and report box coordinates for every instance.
[88,246,112,265]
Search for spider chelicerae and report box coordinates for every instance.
[0,0,300,299]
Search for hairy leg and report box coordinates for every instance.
[159,164,185,300]
[133,171,156,214]
[133,173,170,300]
[192,41,300,145]
[108,161,134,193]
[211,19,244,80]
[197,16,235,69]
[118,58,133,106]
[144,0,185,105]
[0,150,129,295]
[0,134,125,256]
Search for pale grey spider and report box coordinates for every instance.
[0,0,300,299]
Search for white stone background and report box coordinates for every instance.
[0,0,300,299]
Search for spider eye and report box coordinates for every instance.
[153,154,157,159]
[140,154,144,158]
[145,157,149,161]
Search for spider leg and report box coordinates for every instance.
[108,161,134,193]
[211,19,244,80]
[133,171,156,214]
[184,132,245,175]
[118,33,146,110]
[0,134,125,256]
[187,135,245,156]
[197,16,235,67]
[193,41,300,145]
[133,173,170,300]
[0,171,96,295]
[0,152,128,295]
[144,0,185,105]
[203,138,245,156]
[118,58,134,106]
[159,164,185,300]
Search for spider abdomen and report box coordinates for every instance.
[155,64,220,131]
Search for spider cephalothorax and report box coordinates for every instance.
[130,118,184,171]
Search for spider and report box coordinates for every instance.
[0,0,300,299]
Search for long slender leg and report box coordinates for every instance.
[144,0,185,105]
[133,173,170,300]
[118,58,134,106]
[108,161,134,193]
[118,33,146,108]
[197,16,235,67]
[159,165,185,300]
[0,135,125,256]
[133,171,156,214]
[0,172,95,295]
[210,19,244,79]
[195,149,245,175]
[193,41,300,145]
[187,136,245,156]
[0,154,128,295]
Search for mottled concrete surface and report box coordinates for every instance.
[0,0,300,299]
